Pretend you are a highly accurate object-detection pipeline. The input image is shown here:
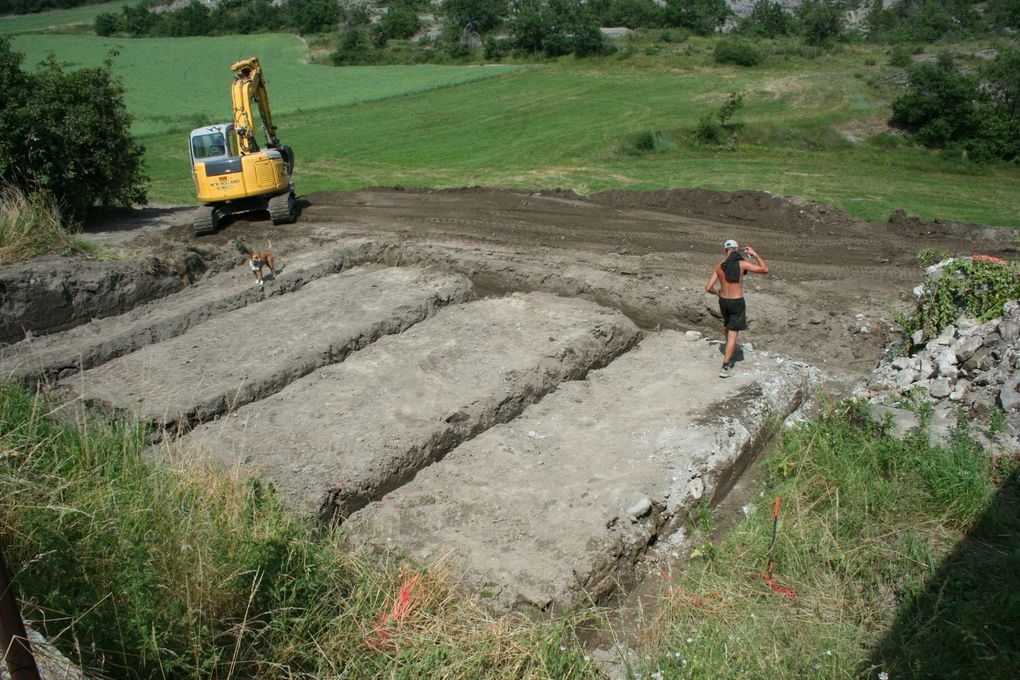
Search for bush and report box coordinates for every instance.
[0,184,81,265]
[662,0,729,35]
[508,0,606,57]
[93,11,119,36]
[693,112,722,144]
[286,0,341,35]
[442,0,508,33]
[377,5,422,41]
[890,55,979,149]
[714,38,763,67]
[594,0,663,29]
[738,0,792,38]
[889,44,913,67]
[0,39,146,221]
[331,27,377,65]
[797,0,843,46]
[867,0,983,43]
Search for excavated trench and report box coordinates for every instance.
[1,243,812,615]
[4,187,1015,616]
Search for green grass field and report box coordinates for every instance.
[7,15,1020,227]
[0,0,129,35]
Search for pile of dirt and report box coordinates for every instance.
[589,187,862,234]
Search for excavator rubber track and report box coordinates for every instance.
[268,191,297,225]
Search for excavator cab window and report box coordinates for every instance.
[192,132,229,160]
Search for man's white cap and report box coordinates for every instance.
[724,239,739,249]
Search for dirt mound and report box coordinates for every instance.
[588,187,861,235]
[886,208,1014,245]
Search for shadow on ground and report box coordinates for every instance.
[868,470,1020,678]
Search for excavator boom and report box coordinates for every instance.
[230,57,280,154]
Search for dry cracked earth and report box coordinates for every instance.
[2,187,1015,616]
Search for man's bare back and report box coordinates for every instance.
[704,243,769,377]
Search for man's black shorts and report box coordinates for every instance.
[719,297,748,331]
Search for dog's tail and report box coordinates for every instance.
[266,239,273,252]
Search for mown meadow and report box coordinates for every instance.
[6,23,1020,227]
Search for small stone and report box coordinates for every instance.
[895,369,916,390]
[999,375,1020,411]
[687,477,705,500]
[930,378,952,399]
[684,330,702,340]
[954,335,984,363]
[949,380,969,401]
[892,357,911,370]
[627,497,652,520]
[911,329,925,347]
[964,348,993,372]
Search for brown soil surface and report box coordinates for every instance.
[167,187,1014,381]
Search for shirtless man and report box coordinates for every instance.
[704,239,769,378]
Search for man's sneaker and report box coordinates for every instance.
[719,364,731,378]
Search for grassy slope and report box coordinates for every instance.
[0,0,130,34]
[8,26,1020,226]
[9,33,521,137]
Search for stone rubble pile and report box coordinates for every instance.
[855,300,1020,449]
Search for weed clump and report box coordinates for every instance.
[902,256,1020,342]
[0,184,83,265]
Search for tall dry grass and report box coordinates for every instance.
[0,183,81,265]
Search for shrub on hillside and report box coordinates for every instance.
[866,0,983,43]
[0,39,146,220]
[890,55,979,148]
[888,44,913,67]
[592,0,663,29]
[376,5,422,43]
[662,0,729,35]
[714,38,763,67]
[738,0,792,38]
[508,0,606,57]
[331,27,377,65]
[890,49,1020,163]
[796,0,843,46]
[442,0,508,33]
[990,0,1020,29]
[286,0,341,34]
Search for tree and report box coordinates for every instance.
[797,0,843,46]
[663,0,730,35]
[0,39,147,219]
[442,0,508,33]
[508,0,605,57]
[377,5,422,41]
[285,0,342,35]
[890,55,979,148]
[740,0,792,38]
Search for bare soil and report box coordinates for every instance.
[3,187,1015,621]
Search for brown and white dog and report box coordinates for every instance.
[247,241,276,285]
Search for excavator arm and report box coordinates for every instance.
[230,57,280,155]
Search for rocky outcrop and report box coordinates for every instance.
[856,300,1020,450]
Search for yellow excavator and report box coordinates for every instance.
[189,57,297,235]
